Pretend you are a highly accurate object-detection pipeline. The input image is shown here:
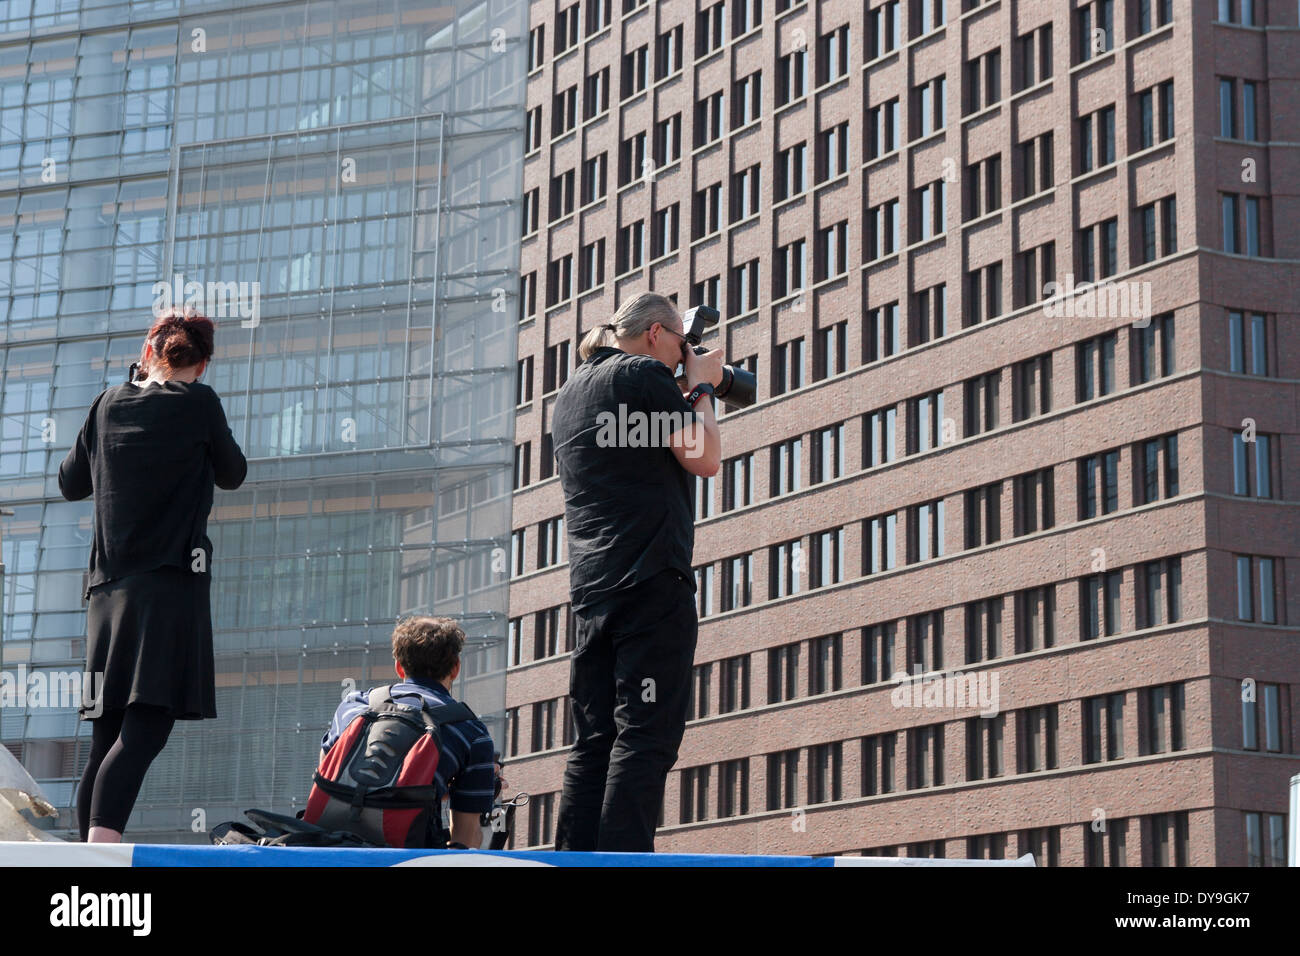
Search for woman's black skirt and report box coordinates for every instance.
[81,566,216,721]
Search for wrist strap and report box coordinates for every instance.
[687,383,714,407]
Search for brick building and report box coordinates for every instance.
[503,0,1298,864]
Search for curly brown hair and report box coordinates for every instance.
[391,616,465,683]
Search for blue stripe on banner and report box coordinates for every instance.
[129,845,838,867]
[0,842,1031,866]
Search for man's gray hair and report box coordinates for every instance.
[578,291,679,360]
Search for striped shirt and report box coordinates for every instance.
[321,679,496,815]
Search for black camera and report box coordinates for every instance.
[679,305,757,410]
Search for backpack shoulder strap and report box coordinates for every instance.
[366,684,393,709]
[422,700,476,728]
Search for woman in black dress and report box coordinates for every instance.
[58,309,247,843]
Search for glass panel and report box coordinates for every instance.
[1245,813,1261,866]
[1249,313,1267,375]
[1237,556,1253,620]
[1233,433,1248,495]
[1266,815,1285,865]
[1259,558,1275,623]
[1263,684,1281,751]
[926,497,941,556]
[1223,195,1237,252]
[1245,197,1259,255]
[1255,434,1270,497]
[1228,311,1244,372]
[1,0,524,841]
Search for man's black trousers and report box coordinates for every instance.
[554,568,698,852]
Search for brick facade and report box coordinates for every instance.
[505,0,1300,864]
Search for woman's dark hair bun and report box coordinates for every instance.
[147,308,216,372]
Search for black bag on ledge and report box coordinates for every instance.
[209,808,378,848]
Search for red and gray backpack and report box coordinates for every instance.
[303,686,476,849]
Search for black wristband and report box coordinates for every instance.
[686,382,715,407]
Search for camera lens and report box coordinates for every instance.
[716,365,734,398]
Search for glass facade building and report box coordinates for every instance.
[0,0,525,840]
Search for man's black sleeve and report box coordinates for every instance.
[639,358,698,431]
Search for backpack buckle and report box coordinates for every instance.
[348,783,368,822]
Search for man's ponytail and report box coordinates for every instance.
[578,323,619,361]
[578,292,678,361]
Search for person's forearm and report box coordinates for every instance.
[450,816,482,849]
[693,396,721,465]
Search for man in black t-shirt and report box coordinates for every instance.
[551,291,723,852]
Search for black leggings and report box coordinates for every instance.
[77,704,176,840]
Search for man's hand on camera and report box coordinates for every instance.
[670,346,723,476]
[683,347,724,391]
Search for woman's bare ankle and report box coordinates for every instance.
[87,826,123,843]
